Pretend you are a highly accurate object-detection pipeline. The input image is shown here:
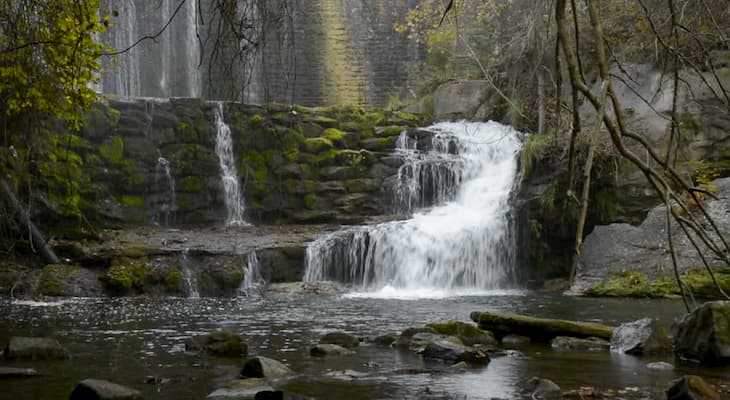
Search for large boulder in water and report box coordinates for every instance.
[319,331,360,349]
[310,344,355,357]
[241,357,292,379]
[426,321,497,347]
[667,375,721,400]
[421,339,489,365]
[610,318,672,355]
[185,329,248,358]
[674,301,730,364]
[4,337,70,360]
[69,379,142,400]
[470,311,614,341]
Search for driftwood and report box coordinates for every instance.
[470,311,614,341]
[0,179,59,264]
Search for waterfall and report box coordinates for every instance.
[213,103,246,226]
[154,155,176,226]
[304,121,522,298]
[239,252,263,295]
[180,248,200,298]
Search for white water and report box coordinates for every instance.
[304,121,522,298]
[239,252,263,295]
[213,103,246,226]
[180,248,200,299]
[155,155,176,226]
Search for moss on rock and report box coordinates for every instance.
[303,137,334,153]
[426,321,497,347]
[588,268,730,299]
[99,136,125,164]
[104,256,150,294]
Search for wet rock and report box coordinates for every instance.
[470,311,614,341]
[240,357,292,379]
[674,301,730,364]
[501,334,531,346]
[254,391,313,400]
[611,318,672,355]
[551,336,609,352]
[323,369,369,380]
[421,339,489,365]
[264,281,341,300]
[396,327,438,347]
[319,331,360,349]
[527,377,561,400]
[426,321,497,347]
[667,375,721,400]
[207,379,272,400]
[37,264,104,297]
[646,361,674,370]
[408,332,452,353]
[185,329,248,357]
[4,337,70,360]
[368,332,398,346]
[70,378,142,400]
[0,367,39,378]
[310,344,355,357]
[448,361,470,370]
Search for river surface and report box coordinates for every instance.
[1,293,727,399]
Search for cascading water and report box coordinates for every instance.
[213,103,246,226]
[304,121,522,298]
[180,248,200,299]
[154,155,176,226]
[239,252,263,295]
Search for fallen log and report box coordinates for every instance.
[469,311,614,342]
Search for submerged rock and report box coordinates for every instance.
[550,336,609,352]
[667,375,721,400]
[185,329,248,358]
[4,337,70,360]
[396,327,438,347]
[470,311,614,341]
[310,344,355,357]
[264,281,341,300]
[368,332,398,346]
[254,391,313,400]
[69,379,142,400]
[527,377,561,400]
[0,367,39,378]
[426,321,497,347]
[646,361,674,370]
[323,369,369,380]
[421,339,489,365]
[674,301,730,364]
[240,357,292,379]
[501,334,531,346]
[319,331,360,349]
[610,318,671,355]
[207,379,273,400]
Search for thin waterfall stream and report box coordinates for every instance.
[304,121,522,298]
[214,102,246,226]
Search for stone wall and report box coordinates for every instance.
[71,98,425,230]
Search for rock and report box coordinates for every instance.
[240,357,292,379]
[551,336,609,352]
[408,332,449,353]
[674,301,730,364]
[310,344,355,357]
[501,334,531,346]
[207,379,273,400]
[433,80,492,120]
[396,327,438,347]
[646,361,674,370]
[254,391,313,400]
[610,318,672,355]
[448,361,470,370]
[421,339,489,365]
[4,337,70,360]
[426,321,497,347]
[470,311,614,342]
[527,377,562,400]
[323,369,369,380]
[264,281,341,300]
[319,331,360,349]
[0,367,39,378]
[667,375,721,400]
[69,379,142,400]
[185,329,248,357]
[369,332,398,346]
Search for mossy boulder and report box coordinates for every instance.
[303,137,334,153]
[674,301,730,365]
[37,264,103,297]
[470,311,615,342]
[103,257,150,294]
[319,331,360,349]
[588,268,730,299]
[426,321,497,347]
[185,329,248,358]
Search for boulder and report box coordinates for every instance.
[501,334,531,346]
[550,336,609,352]
[426,321,497,347]
[421,339,489,365]
[610,318,671,355]
[368,332,398,346]
[527,377,562,400]
[470,311,614,342]
[408,332,449,353]
[319,331,360,349]
[0,367,39,378]
[396,327,438,347]
[4,337,70,360]
[309,344,355,357]
[69,379,142,400]
[185,329,248,358]
[674,301,730,364]
[240,357,292,379]
[207,379,273,400]
[667,375,721,400]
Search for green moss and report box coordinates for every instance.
[179,176,205,193]
[99,136,125,164]
[283,148,299,162]
[119,195,143,207]
[312,149,339,166]
[426,321,496,346]
[164,267,183,292]
[521,134,553,176]
[313,115,338,128]
[376,126,406,137]
[106,107,122,124]
[394,111,421,124]
[588,268,730,299]
[304,194,317,208]
[323,128,345,142]
[303,137,334,153]
[253,168,268,181]
[38,264,77,296]
[271,112,290,122]
[249,114,264,125]
[104,256,150,294]
[177,122,198,142]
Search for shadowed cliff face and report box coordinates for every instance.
[98,0,423,107]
